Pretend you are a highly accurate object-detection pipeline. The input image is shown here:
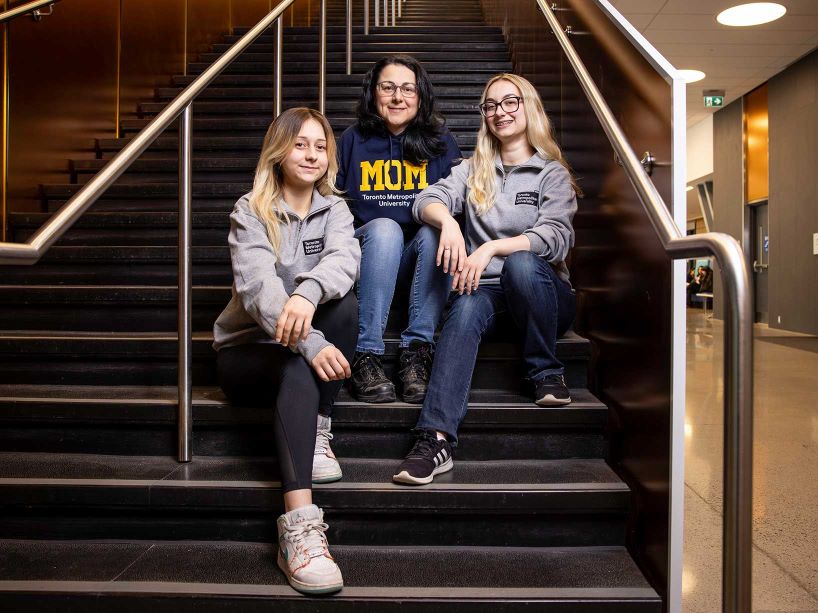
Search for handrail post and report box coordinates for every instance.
[274,16,283,117]
[346,0,352,75]
[319,0,326,113]
[398,0,401,19]
[177,103,193,463]
[392,0,396,25]
[721,241,754,613]
[375,0,379,27]
[365,0,369,34]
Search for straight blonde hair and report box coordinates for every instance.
[468,74,580,216]
[249,107,339,254]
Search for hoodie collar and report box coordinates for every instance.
[493,152,549,173]
[281,189,336,220]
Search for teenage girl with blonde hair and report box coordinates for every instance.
[213,107,360,593]
[393,74,579,485]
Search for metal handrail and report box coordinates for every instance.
[0,0,342,463]
[535,2,753,613]
[0,0,58,23]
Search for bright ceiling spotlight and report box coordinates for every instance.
[679,69,706,83]
[717,3,787,27]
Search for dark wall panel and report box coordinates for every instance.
[712,99,745,319]
[768,50,818,335]
[187,0,231,63]
[481,0,674,599]
[8,0,119,213]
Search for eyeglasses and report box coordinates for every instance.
[479,96,523,117]
[376,81,418,98]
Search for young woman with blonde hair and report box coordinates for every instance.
[393,74,579,485]
[213,107,360,593]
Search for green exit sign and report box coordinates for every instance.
[704,96,724,107]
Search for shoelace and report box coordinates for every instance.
[409,346,433,380]
[314,428,333,455]
[407,432,440,459]
[283,517,330,560]
[356,354,383,385]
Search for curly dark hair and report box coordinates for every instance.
[355,55,448,166]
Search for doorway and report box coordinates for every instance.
[750,202,769,324]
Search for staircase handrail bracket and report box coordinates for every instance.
[533,2,753,613]
[0,0,298,266]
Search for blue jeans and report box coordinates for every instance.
[354,218,451,354]
[415,251,576,443]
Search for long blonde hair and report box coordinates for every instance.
[249,107,339,254]
[468,74,580,215]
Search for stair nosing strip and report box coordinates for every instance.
[0,478,628,492]
[0,581,659,600]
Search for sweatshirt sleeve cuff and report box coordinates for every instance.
[292,279,324,307]
[297,331,331,364]
[523,230,549,257]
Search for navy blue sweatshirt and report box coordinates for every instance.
[335,124,461,234]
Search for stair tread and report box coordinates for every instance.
[0,452,624,487]
[0,540,658,598]
[0,384,607,428]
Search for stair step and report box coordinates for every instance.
[186,60,513,75]
[0,541,660,612]
[0,385,608,459]
[94,134,477,156]
[0,331,590,389]
[197,51,511,63]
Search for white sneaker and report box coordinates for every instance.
[312,414,342,483]
[277,504,343,594]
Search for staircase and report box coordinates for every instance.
[0,0,662,610]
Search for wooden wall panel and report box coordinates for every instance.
[231,0,270,27]
[119,0,186,124]
[744,84,769,204]
[187,0,230,62]
[7,0,119,212]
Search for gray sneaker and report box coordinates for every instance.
[312,414,342,483]
[277,504,343,595]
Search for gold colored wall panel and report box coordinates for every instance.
[8,0,119,212]
[745,83,769,203]
[231,0,269,27]
[187,0,230,63]
[119,0,186,122]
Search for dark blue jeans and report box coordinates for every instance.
[354,218,451,354]
[415,251,576,444]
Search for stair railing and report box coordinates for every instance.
[0,0,349,463]
[0,0,59,24]
[535,2,753,613]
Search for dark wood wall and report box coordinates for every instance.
[481,0,675,600]
[4,0,308,214]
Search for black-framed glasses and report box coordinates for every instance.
[376,81,418,98]
[479,96,523,117]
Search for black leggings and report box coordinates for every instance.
[217,292,358,493]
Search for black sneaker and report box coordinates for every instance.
[398,341,434,403]
[392,430,453,485]
[349,352,396,403]
[534,374,572,406]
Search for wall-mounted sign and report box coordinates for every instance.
[704,89,726,108]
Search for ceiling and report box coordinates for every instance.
[607,0,818,126]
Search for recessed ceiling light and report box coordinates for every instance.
[717,3,787,27]
[679,69,706,83]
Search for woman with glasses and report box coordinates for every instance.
[393,73,580,485]
[336,55,461,409]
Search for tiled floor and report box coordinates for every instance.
[683,310,818,613]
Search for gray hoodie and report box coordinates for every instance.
[412,153,576,283]
[213,190,361,362]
